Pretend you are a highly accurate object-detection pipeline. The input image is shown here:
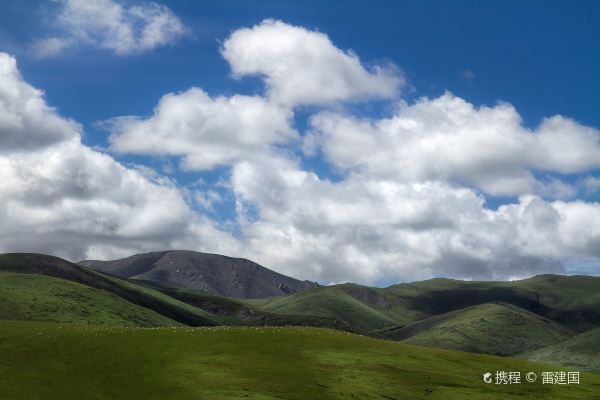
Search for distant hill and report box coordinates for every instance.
[380,302,574,356]
[252,283,401,332]
[79,250,319,299]
[253,275,600,334]
[520,327,600,372]
[384,275,600,331]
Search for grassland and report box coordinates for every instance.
[521,327,600,372]
[0,271,179,326]
[2,253,600,374]
[1,320,599,400]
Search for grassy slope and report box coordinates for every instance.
[381,303,574,356]
[147,283,355,331]
[1,320,599,400]
[520,327,600,372]
[253,276,600,336]
[514,275,600,331]
[253,284,405,332]
[0,253,225,326]
[0,271,179,327]
[385,276,600,332]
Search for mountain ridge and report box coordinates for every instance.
[79,250,319,299]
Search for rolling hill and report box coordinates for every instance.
[380,302,575,355]
[1,320,599,400]
[385,275,600,331]
[0,253,225,326]
[79,250,319,299]
[251,283,401,332]
[252,275,600,334]
[0,271,179,326]
[521,327,600,372]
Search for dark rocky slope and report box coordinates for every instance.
[79,250,319,299]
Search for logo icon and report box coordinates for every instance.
[526,372,537,383]
[483,372,493,384]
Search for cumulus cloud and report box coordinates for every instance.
[0,53,79,150]
[32,0,188,57]
[0,53,239,261]
[106,88,297,170]
[221,19,403,106]
[229,155,600,283]
[308,92,600,197]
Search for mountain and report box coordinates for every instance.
[380,302,575,355]
[79,250,319,299]
[0,253,348,332]
[520,326,600,372]
[2,320,600,400]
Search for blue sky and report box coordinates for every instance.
[3,1,599,137]
[0,0,599,284]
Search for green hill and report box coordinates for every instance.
[252,283,401,332]
[380,302,574,355]
[385,275,600,331]
[0,271,179,326]
[252,275,600,337]
[0,253,224,326]
[1,320,599,400]
[143,281,356,331]
[521,327,600,372]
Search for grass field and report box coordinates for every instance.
[0,320,599,400]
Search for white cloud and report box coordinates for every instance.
[0,53,79,150]
[31,37,73,58]
[229,155,600,283]
[106,88,298,170]
[308,92,600,197]
[0,53,240,261]
[221,19,403,107]
[33,0,188,57]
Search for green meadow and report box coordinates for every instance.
[1,320,599,400]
